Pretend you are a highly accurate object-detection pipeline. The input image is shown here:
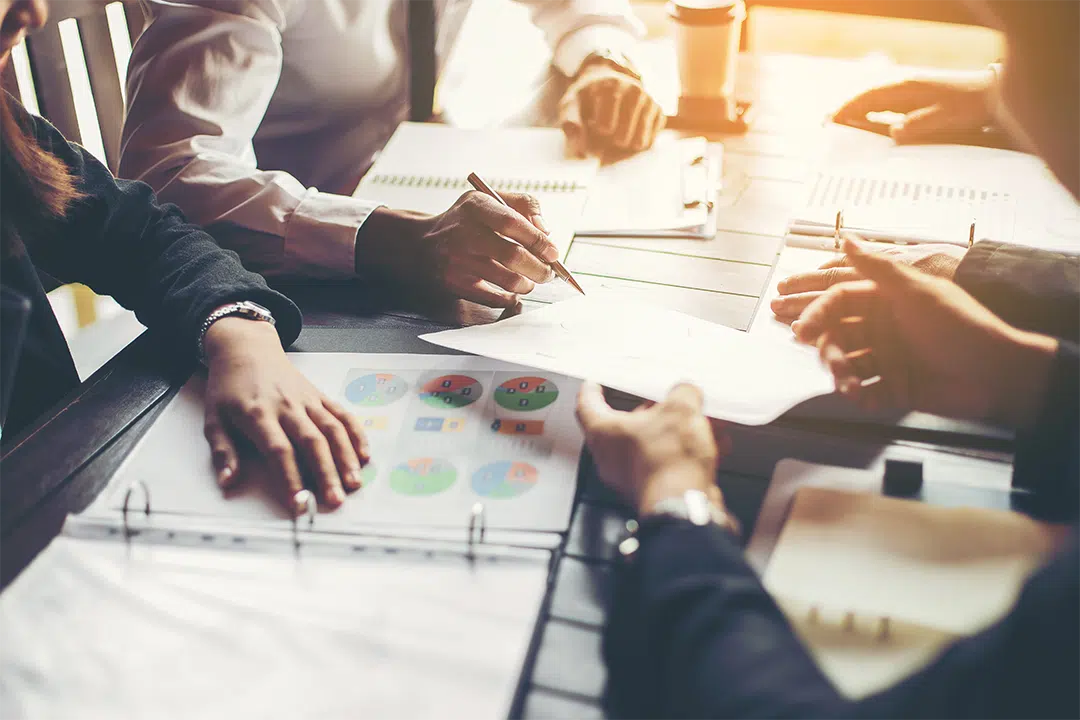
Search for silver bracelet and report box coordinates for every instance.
[196,301,276,365]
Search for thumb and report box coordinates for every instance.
[890,104,947,144]
[841,238,916,291]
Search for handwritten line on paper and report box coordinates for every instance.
[420,294,835,426]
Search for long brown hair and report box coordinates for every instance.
[1,90,83,253]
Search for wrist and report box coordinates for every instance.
[202,316,281,364]
[636,464,715,515]
[354,206,432,277]
[576,49,641,83]
[989,328,1059,430]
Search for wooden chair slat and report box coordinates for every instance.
[25,25,82,144]
[123,0,147,46]
[77,12,125,171]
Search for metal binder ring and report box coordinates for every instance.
[121,480,151,538]
[291,489,317,549]
[466,502,486,558]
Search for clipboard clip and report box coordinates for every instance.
[291,489,317,551]
[466,502,487,560]
[681,154,715,210]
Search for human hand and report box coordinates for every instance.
[201,318,371,515]
[833,70,996,144]
[559,61,664,158]
[358,192,558,308]
[575,382,731,514]
[771,243,967,322]
[793,239,1058,427]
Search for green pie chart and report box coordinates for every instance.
[389,458,457,497]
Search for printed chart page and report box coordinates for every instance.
[97,355,583,541]
[422,293,834,426]
[791,125,1023,246]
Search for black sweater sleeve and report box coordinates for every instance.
[955,241,1080,343]
[21,111,301,352]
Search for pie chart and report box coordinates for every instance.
[389,458,457,496]
[494,376,559,411]
[418,374,483,409]
[345,373,408,407]
[471,461,539,499]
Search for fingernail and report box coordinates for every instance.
[328,486,345,505]
[344,467,363,490]
[216,465,233,487]
[539,243,559,263]
[770,296,784,309]
[776,279,789,293]
[531,214,550,235]
[790,320,802,334]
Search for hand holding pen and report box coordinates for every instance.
[468,173,586,295]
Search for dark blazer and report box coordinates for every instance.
[0,101,301,441]
[605,241,1080,717]
[957,241,1080,511]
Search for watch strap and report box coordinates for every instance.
[196,301,276,365]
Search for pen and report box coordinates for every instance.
[466,172,586,296]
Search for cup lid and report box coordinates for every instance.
[666,0,745,25]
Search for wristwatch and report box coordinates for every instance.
[618,489,741,560]
[578,49,642,83]
[196,301,276,365]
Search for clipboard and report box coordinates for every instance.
[576,136,722,239]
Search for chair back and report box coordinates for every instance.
[0,0,146,172]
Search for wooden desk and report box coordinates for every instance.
[0,48,1021,718]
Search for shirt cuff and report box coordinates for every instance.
[283,188,383,277]
[552,23,644,78]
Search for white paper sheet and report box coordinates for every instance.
[97,354,583,539]
[0,534,548,719]
[421,294,834,426]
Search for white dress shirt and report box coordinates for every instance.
[119,0,643,278]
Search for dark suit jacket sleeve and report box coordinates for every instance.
[955,241,1080,342]
[21,111,302,353]
[606,342,1080,718]
[605,520,1079,719]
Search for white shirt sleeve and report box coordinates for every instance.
[518,0,646,77]
[120,0,376,279]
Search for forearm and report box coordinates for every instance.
[26,111,301,352]
[606,521,844,718]
[121,0,374,279]
[518,0,644,76]
[955,241,1080,342]
[1011,341,1079,516]
[610,519,1079,719]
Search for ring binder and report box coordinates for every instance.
[467,502,486,559]
[291,490,317,549]
[121,480,151,539]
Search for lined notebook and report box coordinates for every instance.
[763,484,1063,698]
[355,123,598,259]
